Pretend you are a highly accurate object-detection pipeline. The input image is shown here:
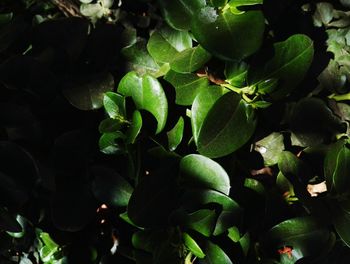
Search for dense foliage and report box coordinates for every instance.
[2,0,350,263]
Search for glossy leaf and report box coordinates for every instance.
[225,61,248,87]
[118,71,168,133]
[181,209,217,237]
[170,45,211,73]
[91,166,133,207]
[228,0,263,14]
[103,92,126,118]
[63,73,114,110]
[200,240,233,264]
[248,34,314,99]
[167,117,184,151]
[278,151,302,178]
[183,232,205,258]
[164,71,209,106]
[255,132,284,166]
[197,92,257,158]
[126,110,143,144]
[158,0,206,30]
[147,26,192,63]
[191,9,265,60]
[324,140,350,194]
[99,132,126,155]
[179,154,230,195]
[191,86,226,144]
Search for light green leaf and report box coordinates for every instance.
[191,9,265,60]
[164,70,209,105]
[255,132,284,166]
[228,0,263,15]
[80,3,104,18]
[126,110,143,144]
[170,45,211,73]
[118,72,168,134]
[147,26,192,63]
[191,85,226,144]
[179,154,230,195]
[103,92,126,118]
[167,117,184,151]
[197,92,257,158]
[183,232,205,258]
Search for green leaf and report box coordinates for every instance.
[0,13,13,26]
[191,85,226,144]
[209,0,228,7]
[324,140,350,194]
[224,61,248,87]
[63,73,114,111]
[197,92,257,158]
[228,226,240,242]
[167,117,184,151]
[255,132,284,166]
[118,72,168,134]
[99,132,126,155]
[132,230,166,253]
[201,240,233,264]
[170,45,211,73]
[191,9,265,60]
[80,3,104,20]
[278,151,302,178]
[6,215,27,238]
[332,199,350,246]
[313,2,334,27]
[164,70,209,106]
[99,118,125,133]
[147,26,192,63]
[264,217,334,263]
[103,92,126,118]
[158,0,206,30]
[179,154,230,195]
[228,0,263,15]
[181,209,217,237]
[126,110,143,144]
[183,232,205,258]
[122,39,161,77]
[248,34,314,99]
[213,210,241,235]
[91,166,133,207]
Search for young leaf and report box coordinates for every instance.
[191,9,265,60]
[197,92,257,158]
[167,117,185,151]
[170,45,211,73]
[164,70,209,106]
[118,71,168,134]
[183,232,205,258]
[191,85,226,144]
[179,154,230,195]
[248,34,314,99]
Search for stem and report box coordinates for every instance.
[328,92,350,101]
[50,0,82,17]
[220,83,242,94]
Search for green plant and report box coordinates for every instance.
[2,0,350,263]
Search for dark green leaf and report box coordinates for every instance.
[180,154,230,195]
[278,151,302,178]
[197,92,257,158]
[228,0,263,14]
[0,13,13,26]
[167,117,184,151]
[180,209,217,237]
[191,86,226,144]
[191,9,265,60]
[63,73,114,111]
[164,70,209,106]
[118,71,168,133]
[99,118,125,133]
[248,34,314,99]
[170,45,211,73]
[183,232,205,258]
[91,166,133,207]
[99,132,126,155]
[147,26,192,63]
[158,0,206,30]
[0,207,22,232]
